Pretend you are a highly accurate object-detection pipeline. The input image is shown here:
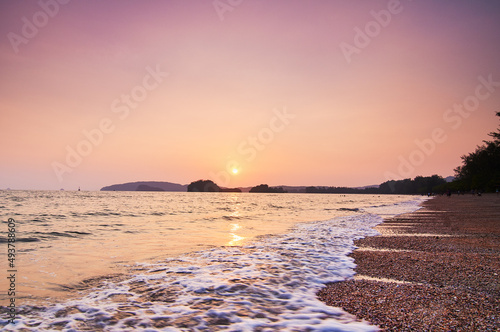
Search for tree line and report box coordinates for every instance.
[440,111,500,193]
[306,175,447,195]
[186,113,499,195]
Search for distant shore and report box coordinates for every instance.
[318,194,500,330]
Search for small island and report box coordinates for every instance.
[187,180,241,192]
[249,184,287,193]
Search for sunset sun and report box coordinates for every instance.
[232,168,239,175]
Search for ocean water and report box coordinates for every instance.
[0,190,425,331]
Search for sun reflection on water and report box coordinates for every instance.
[226,195,244,246]
[227,223,244,246]
[227,232,245,246]
[230,223,241,232]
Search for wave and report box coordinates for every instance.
[84,212,121,216]
[337,208,360,212]
[0,193,425,331]
[0,214,383,331]
[267,203,285,209]
[149,211,165,216]
[222,215,242,220]
[0,237,40,243]
[30,231,92,239]
[66,231,92,235]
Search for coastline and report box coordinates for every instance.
[0,191,420,308]
[318,194,500,330]
[1,194,420,330]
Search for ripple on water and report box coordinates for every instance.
[1,215,384,331]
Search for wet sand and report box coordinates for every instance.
[318,194,500,331]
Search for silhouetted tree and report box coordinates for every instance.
[488,111,500,143]
[187,180,221,192]
[454,112,500,192]
[378,175,446,194]
[306,186,363,194]
[220,187,242,193]
[249,184,287,193]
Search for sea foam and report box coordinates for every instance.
[2,198,425,331]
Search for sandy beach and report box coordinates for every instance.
[318,194,500,331]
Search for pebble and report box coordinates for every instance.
[318,195,500,331]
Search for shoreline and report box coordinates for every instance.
[0,191,418,308]
[318,194,500,330]
[1,196,422,330]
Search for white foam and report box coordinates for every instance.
[2,198,425,331]
[362,197,428,217]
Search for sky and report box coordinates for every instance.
[1,0,500,191]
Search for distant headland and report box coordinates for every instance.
[101,181,187,192]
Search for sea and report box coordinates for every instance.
[0,190,426,331]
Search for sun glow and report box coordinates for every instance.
[232,168,239,175]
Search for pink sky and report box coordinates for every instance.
[1,0,500,191]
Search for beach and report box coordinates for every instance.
[1,192,423,331]
[318,194,500,331]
